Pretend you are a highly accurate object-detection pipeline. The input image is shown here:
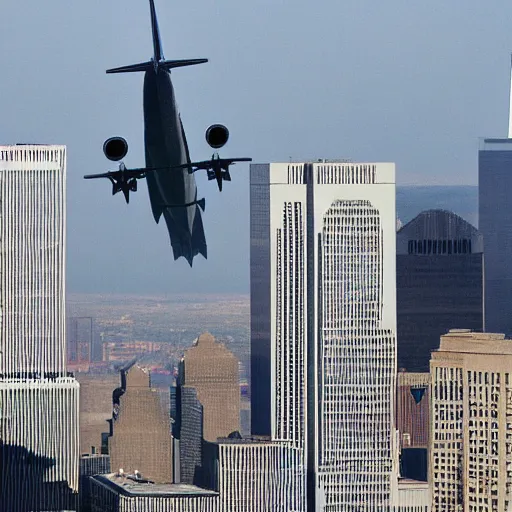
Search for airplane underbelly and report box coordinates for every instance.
[143,70,196,231]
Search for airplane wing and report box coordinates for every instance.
[84,171,121,180]
[83,166,172,180]
[171,158,253,173]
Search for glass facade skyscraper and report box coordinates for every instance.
[479,138,512,336]
[396,209,483,372]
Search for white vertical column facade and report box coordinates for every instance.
[269,165,307,447]
[264,162,397,511]
[312,163,397,510]
[0,145,78,509]
[0,145,66,376]
[218,441,305,512]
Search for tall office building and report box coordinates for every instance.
[179,332,240,442]
[77,372,118,455]
[478,57,512,335]
[250,162,397,510]
[397,209,483,371]
[109,364,173,483]
[0,145,79,510]
[430,329,512,512]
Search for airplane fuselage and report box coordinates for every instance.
[143,67,196,232]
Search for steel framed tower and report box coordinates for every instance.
[0,145,79,511]
[250,162,397,511]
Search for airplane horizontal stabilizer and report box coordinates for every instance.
[158,59,208,70]
[106,61,153,74]
[197,198,206,212]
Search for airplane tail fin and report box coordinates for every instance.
[106,59,207,74]
[106,0,207,75]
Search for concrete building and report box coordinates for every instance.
[397,209,483,372]
[90,439,304,512]
[479,138,512,336]
[396,372,430,484]
[80,454,111,512]
[396,372,430,450]
[430,329,512,512]
[109,364,173,483]
[0,145,79,510]
[217,438,304,512]
[250,162,398,510]
[393,479,430,512]
[89,473,218,512]
[77,372,119,455]
[179,332,240,442]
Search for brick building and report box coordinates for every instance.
[109,364,173,483]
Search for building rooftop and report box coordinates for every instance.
[480,138,512,150]
[435,329,512,355]
[93,474,218,498]
[397,478,429,489]
[216,435,277,444]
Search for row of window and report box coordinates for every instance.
[407,238,473,255]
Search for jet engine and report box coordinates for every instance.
[103,137,128,161]
[205,124,229,149]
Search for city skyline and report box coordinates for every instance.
[1,0,511,296]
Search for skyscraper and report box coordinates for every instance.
[479,138,512,335]
[430,329,512,512]
[250,162,397,510]
[109,364,173,483]
[396,209,483,371]
[0,145,79,510]
[179,332,240,442]
[478,56,512,336]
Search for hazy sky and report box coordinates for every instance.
[1,0,511,294]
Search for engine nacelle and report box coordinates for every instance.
[103,137,128,161]
[205,124,229,149]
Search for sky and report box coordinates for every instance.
[0,0,511,294]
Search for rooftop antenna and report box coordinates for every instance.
[508,53,512,138]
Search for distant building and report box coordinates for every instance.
[67,316,93,369]
[109,364,173,483]
[430,329,512,511]
[397,209,483,372]
[76,372,119,455]
[179,332,240,442]
[479,138,512,336]
[103,340,172,363]
[250,162,397,509]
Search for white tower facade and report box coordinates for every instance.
[250,162,397,511]
[0,145,67,376]
[0,145,79,510]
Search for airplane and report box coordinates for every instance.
[85,0,251,266]
[88,0,209,266]
[171,125,252,191]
